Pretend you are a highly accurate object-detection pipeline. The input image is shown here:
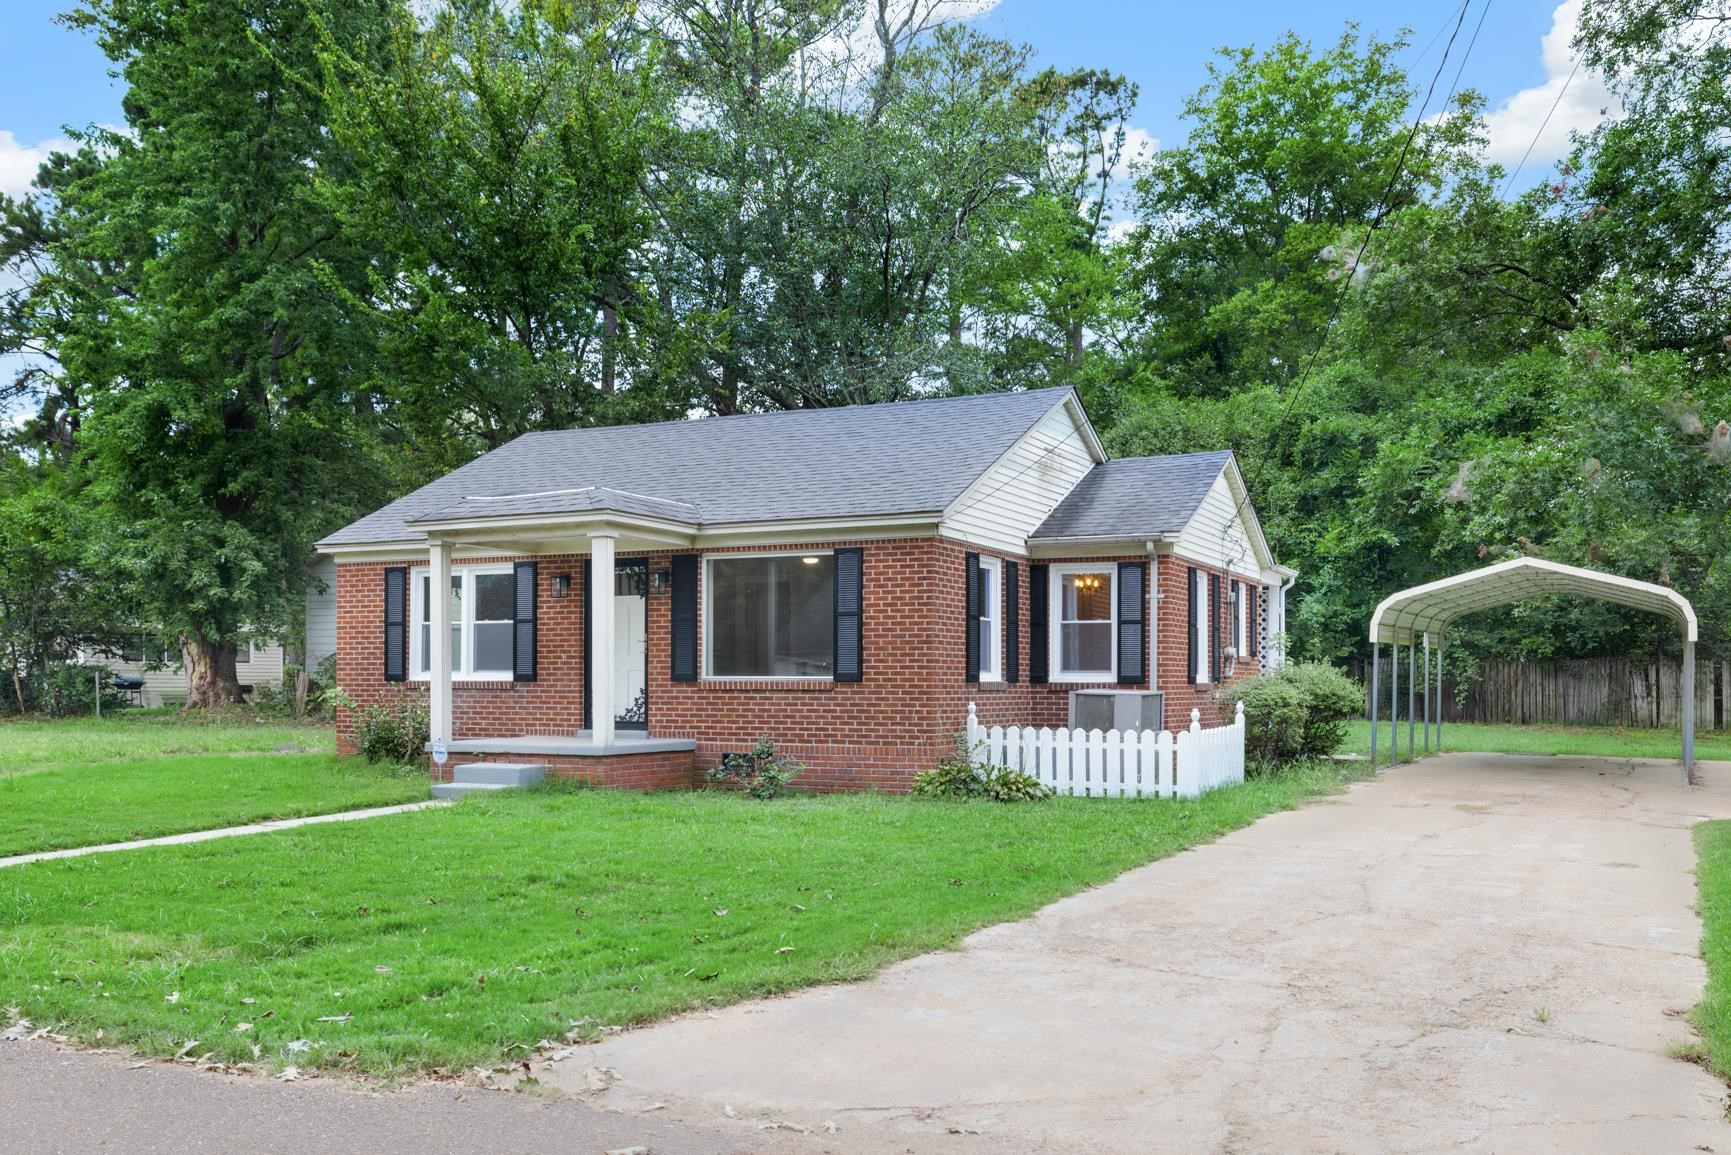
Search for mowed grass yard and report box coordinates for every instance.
[0,762,1367,1077]
[1691,821,1731,1078]
[0,713,424,856]
[1342,719,1731,763]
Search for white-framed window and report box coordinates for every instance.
[1193,568,1211,685]
[234,640,253,664]
[1050,564,1115,682]
[978,556,1002,682]
[704,552,835,679]
[411,565,515,680]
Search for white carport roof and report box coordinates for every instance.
[1368,557,1697,646]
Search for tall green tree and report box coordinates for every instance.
[323,0,686,478]
[1123,29,1481,397]
[56,0,395,705]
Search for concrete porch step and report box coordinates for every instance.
[451,762,548,787]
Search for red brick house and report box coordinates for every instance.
[316,388,1293,791]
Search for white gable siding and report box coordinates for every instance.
[939,401,1097,555]
[306,555,338,669]
[1175,473,1262,578]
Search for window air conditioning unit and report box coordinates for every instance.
[1069,689,1166,733]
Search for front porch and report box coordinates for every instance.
[433,732,699,792]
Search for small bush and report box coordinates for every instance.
[344,689,429,765]
[913,743,1052,802]
[38,662,132,718]
[707,737,803,799]
[1220,662,1363,767]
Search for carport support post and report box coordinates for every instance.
[1684,636,1696,783]
[1407,642,1416,760]
[1390,642,1400,768]
[1422,635,1431,752]
[1426,637,1440,754]
[1369,643,1380,768]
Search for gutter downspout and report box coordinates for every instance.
[1278,573,1297,668]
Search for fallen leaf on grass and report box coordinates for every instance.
[234,1023,253,1033]
[240,998,256,1005]
[774,946,795,954]
[164,992,180,1005]
[316,1014,352,1024]
[172,1039,200,1062]
[373,966,394,974]
[712,908,728,917]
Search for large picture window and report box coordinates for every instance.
[706,553,835,678]
[1051,565,1115,680]
[412,565,515,679]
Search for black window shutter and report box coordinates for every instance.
[383,566,408,683]
[670,553,698,683]
[581,558,593,730]
[1187,566,1199,684]
[1117,561,1146,685]
[1004,561,1021,684]
[512,561,538,682]
[1028,564,1049,684]
[833,547,863,683]
[964,552,981,683]
[1210,572,1222,681]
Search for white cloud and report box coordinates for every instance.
[0,130,72,200]
[1480,0,1617,174]
[1112,125,1158,181]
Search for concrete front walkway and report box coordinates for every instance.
[555,754,1731,1153]
[0,800,447,870]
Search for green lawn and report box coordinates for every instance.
[1691,820,1731,1077]
[0,753,426,857]
[0,710,334,777]
[1341,719,1731,763]
[0,762,1366,1076]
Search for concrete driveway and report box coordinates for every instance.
[558,754,1731,1153]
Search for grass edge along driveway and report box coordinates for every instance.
[1690,820,1731,1078]
[0,761,1368,1078]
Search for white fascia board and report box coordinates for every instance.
[1027,534,1175,559]
[937,389,1104,525]
[1220,456,1276,572]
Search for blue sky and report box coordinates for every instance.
[0,0,1604,199]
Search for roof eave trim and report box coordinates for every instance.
[937,388,1104,525]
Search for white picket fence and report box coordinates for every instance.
[966,701,1246,799]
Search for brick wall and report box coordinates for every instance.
[334,539,1260,791]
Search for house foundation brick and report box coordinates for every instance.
[334,537,1261,792]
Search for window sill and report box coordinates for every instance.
[412,675,516,685]
[1050,673,1117,684]
[700,678,836,692]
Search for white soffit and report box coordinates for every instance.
[1368,557,1697,646]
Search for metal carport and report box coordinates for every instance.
[1368,557,1700,781]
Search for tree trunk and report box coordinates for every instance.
[182,632,243,709]
[601,300,618,392]
[1067,319,1086,367]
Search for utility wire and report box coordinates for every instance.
[1497,57,1582,199]
[1217,0,1487,572]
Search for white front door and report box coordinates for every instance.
[614,589,647,726]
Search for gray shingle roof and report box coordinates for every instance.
[321,388,1074,547]
[1030,451,1233,541]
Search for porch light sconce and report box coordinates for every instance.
[551,573,572,599]
[649,568,672,595]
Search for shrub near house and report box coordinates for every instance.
[1219,663,1363,767]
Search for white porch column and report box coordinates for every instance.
[590,531,618,748]
[428,539,453,745]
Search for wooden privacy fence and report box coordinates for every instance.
[966,701,1246,799]
[1356,655,1731,729]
